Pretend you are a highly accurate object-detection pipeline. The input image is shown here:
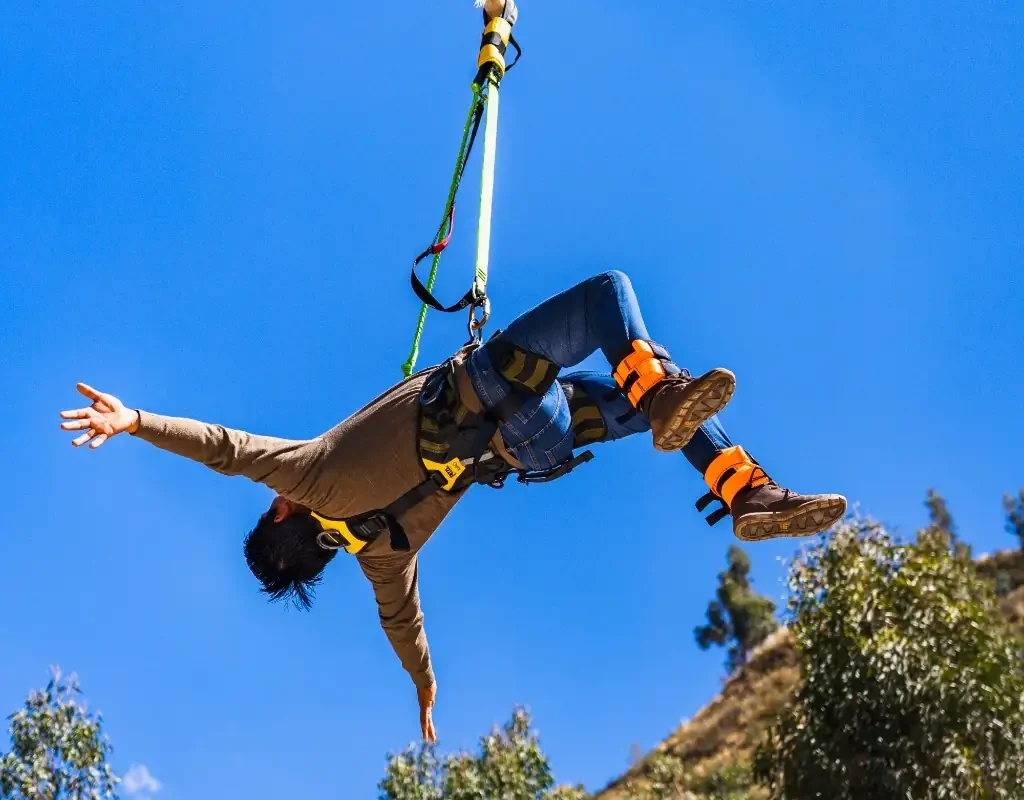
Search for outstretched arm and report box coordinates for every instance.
[60,383,320,498]
[359,553,438,742]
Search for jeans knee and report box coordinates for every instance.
[591,269,631,293]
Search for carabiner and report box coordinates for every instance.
[468,296,491,339]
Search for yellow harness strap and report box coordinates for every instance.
[312,457,466,556]
[703,446,770,508]
[312,515,368,555]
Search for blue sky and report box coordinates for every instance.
[2,0,1021,797]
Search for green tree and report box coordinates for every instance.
[1,668,119,800]
[618,753,754,800]
[618,753,688,799]
[694,545,778,673]
[1005,488,1024,549]
[754,520,1024,799]
[924,488,955,535]
[379,707,586,800]
[921,488,971,559]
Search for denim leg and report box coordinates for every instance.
[467,345,574,470]
[562,371,734,474]
[496,270,652,367]
[465,271,654,470]
[463,270,719,471]
[684,416,734,475]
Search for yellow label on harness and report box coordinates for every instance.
[422,456,466,492]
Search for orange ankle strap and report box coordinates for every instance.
[614,340,671,408]
[704,446,770,507]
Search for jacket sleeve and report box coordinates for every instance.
[358,553,435,689]
[131,410,318,498]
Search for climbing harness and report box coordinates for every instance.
[317,340,594,556]
[563,381,609,446]
[401,0,522,378]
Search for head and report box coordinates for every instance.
[243,497,337,610]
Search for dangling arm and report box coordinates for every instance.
[359,553,438,742]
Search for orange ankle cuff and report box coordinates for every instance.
[704,446,769,507]
[614,340,668,407]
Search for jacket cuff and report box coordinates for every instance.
[415,667,436,690]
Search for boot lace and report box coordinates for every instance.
[751,467,794,500]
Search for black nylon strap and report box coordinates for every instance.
[716,467,738,497]
[517,451,594,484]
[706,506,731,527]
[341,470,450,553]
[506,36,522,70]
[335,511,403,551]
[411,271,478,313]
[409,95,486,314]
[696,490,731,527]
[696,491,717,513]
[388,471,450,517]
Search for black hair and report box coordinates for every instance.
[243,511,337,610]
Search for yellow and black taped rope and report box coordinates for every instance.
[478,17,513,77]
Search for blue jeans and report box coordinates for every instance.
[465,271,734,473]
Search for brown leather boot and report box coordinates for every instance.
[613,340,735,451]
[729,482,847,542]
[698,446,847,542]
[645,369,736,451]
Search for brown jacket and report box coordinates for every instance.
[132,366,466,689]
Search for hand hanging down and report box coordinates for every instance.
[59,383,138,450]
[418,684,438,743]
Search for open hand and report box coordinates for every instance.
[417,683,438,743]
[60,383,138,450]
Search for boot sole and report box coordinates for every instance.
[653,368,736,452]
[733,495,847,542]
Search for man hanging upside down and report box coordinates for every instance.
[59,271,846,741]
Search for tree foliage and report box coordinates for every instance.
[1005,489,1024,550]
[1,669,119,800]
[379,707,586,800]
[921,489,971,560]
[694,545,778,673]
[754,519,1024,799]
[618,752,754,800]
[925,488,955,537]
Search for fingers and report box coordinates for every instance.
[420,711,437,743]
[419,703,436,743]
[62,396,116,450]
[72,430,96,448]
[76,383,104,402]
[77,383,117,412]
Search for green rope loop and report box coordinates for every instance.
[402,84,485,378]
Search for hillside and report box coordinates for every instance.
[593,547,1024,800]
